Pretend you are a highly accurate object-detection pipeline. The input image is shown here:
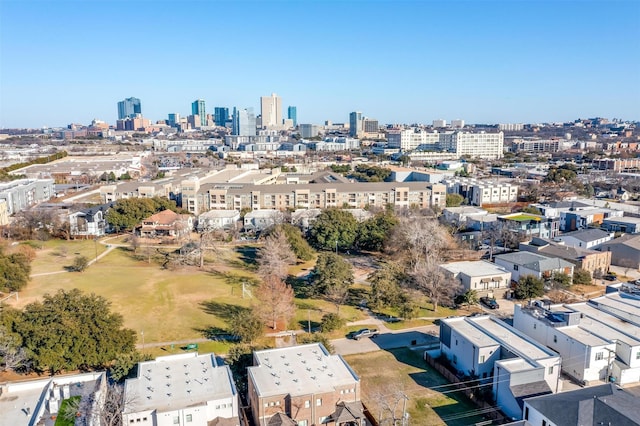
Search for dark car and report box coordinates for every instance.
[480,297,500,310]
[603,275,617,281]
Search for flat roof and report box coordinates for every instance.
[444,317,499,348]
[565,303,640,340]
[589,295,640,326]
[0,379,48,425]
[248,343,359,398]
[469,316,556,361]
[440,260,510,278]
[124,353,236,414]
[559,326,611,347]
[604,216,640,224]
[497,358,537,373]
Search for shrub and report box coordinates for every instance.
[319,313,345,332]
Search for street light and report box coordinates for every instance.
[335,239,338,254]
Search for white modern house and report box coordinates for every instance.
[494,252,574,282]
[122,353,239,426]
[197,209,240,231]
[439,315,561,420]
[439,260,511,297]
[243,209,285,232]
[553,228,614,250]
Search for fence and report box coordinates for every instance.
[424,353,505,424]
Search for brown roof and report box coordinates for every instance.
[146,209,180,224]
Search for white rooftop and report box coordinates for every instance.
[565,303,640,340]
[443,317,499,348]
[469,316,556,361]
[497,358,537,373]
[123,353,236,414]
[248,343,359,398]
[559,326,612,347]
[589,295,640,326]
[198,210,240,219]
[440,260,510,278]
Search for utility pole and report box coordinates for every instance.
[335,239,338,254]
[307,309,311,333]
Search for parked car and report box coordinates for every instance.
[480,296,500,310]
[603,275,617,281]
[349,328,379,340]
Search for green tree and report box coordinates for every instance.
[397,291,421,319]
[319,313,346,332]
[106,197,180,232]
[0,250,31,292]
[572,268,592,286]
[455,289,479,308]
[357,212,398,252]
[309,208,359,251]
[520,206,542,215]
[229,309,264,343]
[273,224,315,261]
[368,261,404,309]
[297,333,334,353]
[445,193,464,207]
[71,255,89,272]
[549,271,572,290]
[313,252,354,313]
[514,275,545,300]
[109,351,150,382]
[15,289,136,373]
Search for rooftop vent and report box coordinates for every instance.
[275,381,280,386]
[297,352,302,356]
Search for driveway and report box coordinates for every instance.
[332,324,439,356]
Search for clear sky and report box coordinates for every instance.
[1,0,639,128]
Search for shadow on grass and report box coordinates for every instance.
[208,270,260,287]
[200,300,250,321]
[347,287,369,306]
[193,325,241,342]
[287,276,315,299]
[227,246,258,270]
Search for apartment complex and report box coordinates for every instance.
[439,315,561,420]
[247,343,368,426]
[442,177,518,206]
[123,353,239,426]
[387,129,504,159]
[387,128,439,151]
[0,178,55,215]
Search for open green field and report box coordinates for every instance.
[344,348,487,426]
[27,239,109,274]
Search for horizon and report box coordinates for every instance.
[1,0,639,128]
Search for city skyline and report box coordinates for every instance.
[1,0,639,128]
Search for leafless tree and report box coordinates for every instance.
[411,258,463,311]
[254,276,295,330]
[198,230,219,268]
[369,382,409,426]
[256,229,296,280]
[0,325,30,372]
[83,380,133,426]
[387,216,449,271]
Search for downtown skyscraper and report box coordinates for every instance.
[191,99,206,127]
[232,107,256,136]
[117,97,141,120]
[287,106,297,127]
[260,93,282,129]
[214,107,229,127]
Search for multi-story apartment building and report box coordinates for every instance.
[439,315,561,420]
[306,138,360,152]
[498,123,524,131]
[442,177,518,206]
[123,353,239,426]
[387,128,439,151]
[594,158,640,172]
[0,179,55,215]
[498,212,560,239]
[247,343,368,426]
[438,131,504,159]
[185,181,446,214]
[510,138,561,153]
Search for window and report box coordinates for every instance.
[186,414,192,422]
[524,407,529,420]
[595,352,604,361]
[513,265,519,271]
[548,366,554,374]
[298,421,308,426]
[316,398,322,406]
[636,352,640,360]
[304,400,310,408]
[480,355,485,363]
[319,416,328,424]
[543,420,547,426]
[533,324,537,329]
[553,335,557,343]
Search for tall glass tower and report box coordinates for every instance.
[117,97,141,120]
[232,107,256,136]
[214,107,229,127]
[191,99,206,127]
[288,106,297,127]
[349,111,363,137]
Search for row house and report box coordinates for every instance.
[519,237,611,276]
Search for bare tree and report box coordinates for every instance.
[256,229,296,280]
[388,216,449,271]
[369,382,409,426]
[83,380,133,426]
[411,258,463,311]
[0,325,30,372]
[254,276,295,330]
[198,230,219,268]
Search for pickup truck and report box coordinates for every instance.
[480,297,500,310]
[350,328,379,340]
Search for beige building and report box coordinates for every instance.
[0,200,8,226]
[247,343,371,426]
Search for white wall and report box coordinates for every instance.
[523,402,554,426]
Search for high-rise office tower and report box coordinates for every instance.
[214,107,229,127]
[287,106,297,127]
[260,93,282,128]
[349,111,363,137]
[167,113,180,128]
[232,107,256,136]
[191,99,206,127]
[117,97,142,120]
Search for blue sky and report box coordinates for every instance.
[1,0,639,128]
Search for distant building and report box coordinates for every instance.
[498,212,560,239]
[553,228,614,250]
[450,119,465,129]
[602,216,640,234]
[387,128,439,151]
[232,107,256,136]
[349,111,362,137]
[494,252,574,282]
[243,209,285,232]
[214,107,229,127]
[260,93,282,129]
[287,106,297,127]
[432,119,447,128]
[0,179,55,215]
[499,123,524,131]
[117,96,141,120]
[299,124,321,138]
[168,113,181,128]
[247,343,366,426]
[438,131,504,160]
[0,199,8,226]
[362,118,379,133]
[196,209,240,232]
[192,99,206,127]
[123,353,239,426]
[136,209,193,239]
[519,237,611,276]
[68,202,114,238]
[440,260,512,297]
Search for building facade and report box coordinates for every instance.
[349,111,362,137]
[192,99,206,127]
[0,179,55,215]
[232,107,257,136]
[260,93,282,129]
[288,106,297,127]
[440,260,512,297]
[118,97,142,120]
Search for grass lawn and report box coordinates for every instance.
[54,396,81,426]
[344,348,487,426]
[28,239,109,274]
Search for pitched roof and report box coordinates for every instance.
[144,209,187,224]
[331,401,366,422]
[267,413,296,426]
[524,384,640,426]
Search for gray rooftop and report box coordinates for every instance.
[557,228,612,243]
[248,343,359,398]
[494,251,574,272]
[440,260,511,278]
[524,384,640,426]
[123,353,236,414]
